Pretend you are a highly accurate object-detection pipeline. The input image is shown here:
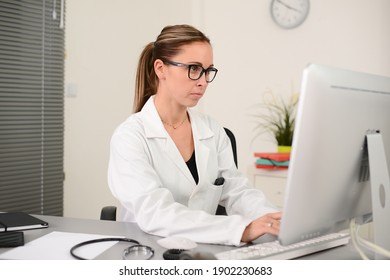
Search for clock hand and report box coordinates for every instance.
[275,0,301,13]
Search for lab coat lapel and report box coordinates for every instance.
[164,136,195,184]
[189,110,214,186]
[141,97,196,185]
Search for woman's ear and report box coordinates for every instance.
[154,59,166,80]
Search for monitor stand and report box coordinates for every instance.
[367,132,390,259]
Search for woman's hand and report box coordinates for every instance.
[241,212,282,243]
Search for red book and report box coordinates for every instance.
[254,152,291,162]
[255,164,289,170]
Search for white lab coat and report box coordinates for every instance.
[108,96,278,246]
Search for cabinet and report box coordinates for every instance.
[249,167,288,209]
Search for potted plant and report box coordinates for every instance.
[252,87,299,152]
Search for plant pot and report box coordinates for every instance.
[277,145,292,153]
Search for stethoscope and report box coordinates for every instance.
[70,237,214,260]
[70,237,154,260]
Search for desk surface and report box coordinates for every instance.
[0,214,366,260]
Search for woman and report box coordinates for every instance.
[108,24,281,246]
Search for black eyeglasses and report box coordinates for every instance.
[163,60,218,83]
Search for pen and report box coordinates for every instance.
[214,177,225,186]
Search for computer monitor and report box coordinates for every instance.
[278,64,390,259]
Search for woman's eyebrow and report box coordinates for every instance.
[185,60,214,66]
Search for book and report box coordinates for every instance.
[255,165,288,170]
[254,152,290,169]
[0,212,48,232]
[254,152,291,162]
[255,158,289,167]
[0,231,25,247]
[255,164,289,169]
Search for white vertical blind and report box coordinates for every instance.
[0,0,65,215]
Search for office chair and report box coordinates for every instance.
[100,127,237,220]
[223,127,238,168]
[100,205,117,221]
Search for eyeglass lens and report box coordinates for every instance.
[188,65,217,82]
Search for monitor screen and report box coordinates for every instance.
[279,64,390,253]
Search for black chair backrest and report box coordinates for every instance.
[223,127,238,168]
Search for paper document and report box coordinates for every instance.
[0,231,122,260]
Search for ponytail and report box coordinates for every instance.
[134,42,156,113]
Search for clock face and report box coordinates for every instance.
[271,0,310,29]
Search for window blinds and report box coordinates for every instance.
[0,0,65,215]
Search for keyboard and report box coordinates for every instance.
[215,232,350,260]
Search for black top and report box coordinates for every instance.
[186,151,199,184]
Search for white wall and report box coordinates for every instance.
[64,0,390,219]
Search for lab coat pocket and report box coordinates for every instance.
[188,183,223,214]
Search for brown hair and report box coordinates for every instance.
[133,24,211,112]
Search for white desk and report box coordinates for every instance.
[0,215,370,260]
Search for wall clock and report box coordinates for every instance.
[270,0,310,29]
